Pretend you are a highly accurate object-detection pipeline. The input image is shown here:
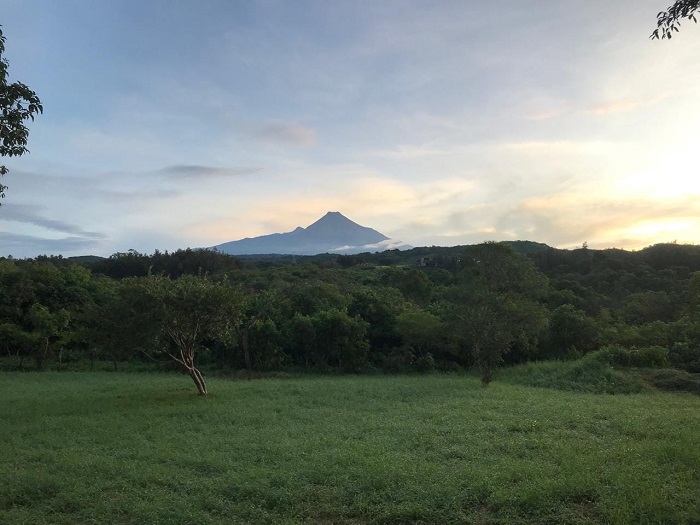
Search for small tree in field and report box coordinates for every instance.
[453,242,549,385]
[104,275,239,395]
[459,292,517,385]
[146,275,239,395]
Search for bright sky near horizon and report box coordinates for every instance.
[1,0,700,258]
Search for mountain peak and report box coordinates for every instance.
[305,212,387,240]
[316,211,350,223]
[211,212,397,255]
[308,211,354,227]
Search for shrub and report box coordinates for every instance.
[500,352,648,394]
[670,342,700,373]
[381,347,414,372]
[646,368,700,395]
[438,361,464,374]
[414,353,436,373]
[598,344,669,368]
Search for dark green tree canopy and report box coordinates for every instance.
[652,1,700,39]
[0,26,43,199]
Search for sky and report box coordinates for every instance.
[2,0,700,258]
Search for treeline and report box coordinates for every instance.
[1,243,699,394]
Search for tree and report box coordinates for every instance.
[458,291,546,385]
[0,26,43,200]
[547,304,600,359]
[348,286,406,352]
[652,1,700,39]
[453,242,549,384]
[27,303,71,370]
[396,308,443,358]
[99,276,239,395]
[311,309,369,371]
[83,277,139,370]
[380,267,433,306]
[145,275,239,395]
[235,290,276,372]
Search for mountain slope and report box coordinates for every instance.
[211,212,406,255]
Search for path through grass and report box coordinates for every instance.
[1,372,699,524]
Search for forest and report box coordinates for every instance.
[1,241,699,395]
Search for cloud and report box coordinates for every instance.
[585,100,643,116]
[159,165,264,178]
[0,232,102,256]
[384,186,700,251]
[525,109,568,121]
[491,194,700,249]
[99,188,181,203]
[371,144,449,159]
[0,204,105,239]
[246,122,316,146]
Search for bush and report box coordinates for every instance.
[598,344,669,368]
[670,342,700,373]
[438,361,464,374]
[381,347,414,372]
[500,353,648,394]
[414,353,436,373]
[645,368,700,395]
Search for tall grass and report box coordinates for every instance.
[1,372,699,524]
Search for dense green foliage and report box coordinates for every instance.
[0,25,43,199]
[2,373,699,524]
[2,242,700,393]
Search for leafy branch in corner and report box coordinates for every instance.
[651,1,700,39]
[0,25,43,201]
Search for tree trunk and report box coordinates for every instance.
[36,337,49,371]
[187,366,208,395]
[242,328,252,372]
[182,349,208,395]
[473,342,492,386]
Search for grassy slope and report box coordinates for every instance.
[1,373,699,525]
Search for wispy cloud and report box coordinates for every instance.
[0,232,102,255]
[159,165,264,178]
[525,110,565,122]
[246,121,316,146]
[99,188,181,203]
[585,100,643,116]
[371,144,449,159]
[0,204,105,239]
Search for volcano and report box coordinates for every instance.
[211,212,410,255]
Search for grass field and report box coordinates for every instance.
[1,371,699,524]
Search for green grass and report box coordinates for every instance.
[1,372,699,524]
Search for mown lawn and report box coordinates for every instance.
[1,372,699,524]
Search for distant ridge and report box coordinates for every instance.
[211,212,410,255]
